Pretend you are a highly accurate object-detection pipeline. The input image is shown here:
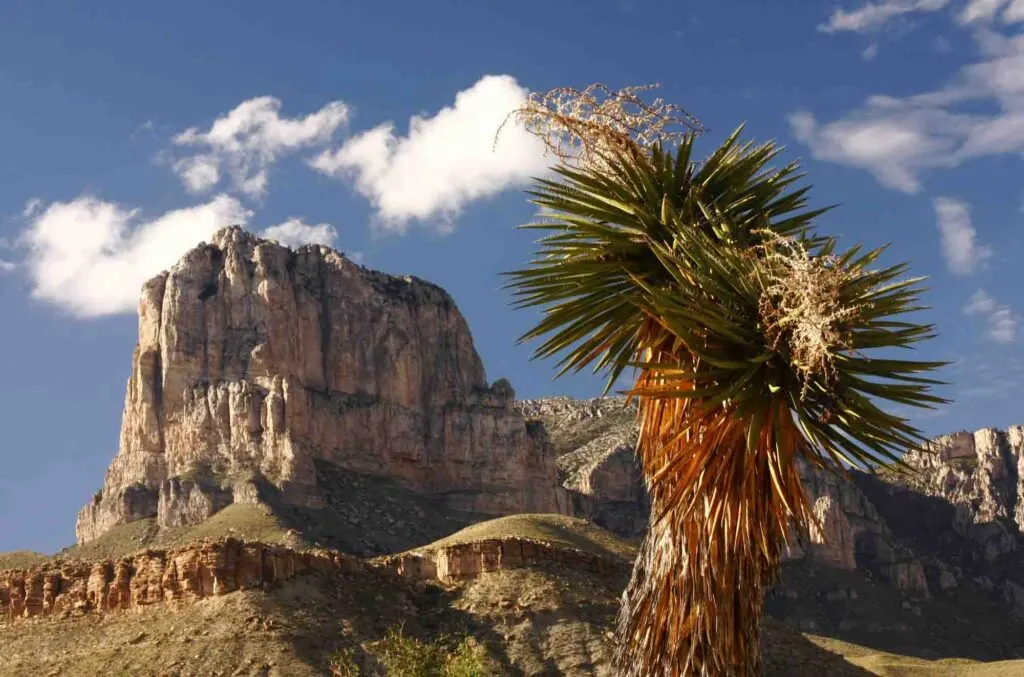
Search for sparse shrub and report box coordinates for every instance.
[442,636,490,677]
[328,646,361,677]
[375,624,491,677]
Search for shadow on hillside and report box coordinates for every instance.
[256,460,478,557]
[762,618,876,677]
[767,469,1024,664]
[272,562,884,676]
[854,470,1024,586]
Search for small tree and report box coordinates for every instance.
[504,84,946,675]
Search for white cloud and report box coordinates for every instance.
[964,289,1019,343]
[956,0,1024,23]
[818,0,951,33]
[171,96,350,199]
[790,31,1024,192]
[309,74,551,232]
[22,198,43,219]
[817,0,1024,33]
[988,306,1020,342]
[22,194,251,317]
[787,108,962,193]
[261,218,337,248]
[932,197,992,274]
[1005,0,1024,21]
[964,288,998,315]
[862,42,881,59]
[173,155,220,194]
[0,259,15,273]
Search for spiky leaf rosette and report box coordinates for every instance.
[506,128,947,676]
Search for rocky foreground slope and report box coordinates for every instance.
[78,227,568,545]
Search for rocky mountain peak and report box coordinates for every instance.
[77,228,568,545]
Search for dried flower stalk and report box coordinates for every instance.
[497,83,704,172]
[756,232,863,399]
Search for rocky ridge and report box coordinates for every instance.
[517,396,1024,619]
[78,227,569,545]
[1,535,627,624]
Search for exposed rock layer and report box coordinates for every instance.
[78,227,568,544]
[0,540,356,621]
[0,537,626,623]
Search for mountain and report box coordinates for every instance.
[77,226,569,554]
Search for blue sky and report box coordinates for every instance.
[1,0,1022,553]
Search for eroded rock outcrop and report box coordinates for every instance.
[0,539,357,621]
[0,536,626,624]
[376,537,629,584]
[78,227,568,544]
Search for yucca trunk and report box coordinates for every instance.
[613,342,813,676]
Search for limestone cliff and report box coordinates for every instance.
[899,427,1024,552]
[78,227,567,544]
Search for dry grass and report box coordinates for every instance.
[0,551,49,570]
[3,510,1020,675]
[27,504,302,566]
[805,635,1024,677]
[412,514,637,562]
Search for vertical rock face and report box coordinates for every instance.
[899,426,1024,557]
[78,227,567,544]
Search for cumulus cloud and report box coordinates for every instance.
[309,74,551,232]
[964,289,1019,343]
[173,155,220,194]
[790,31,1024,192]
[261,218,337,248]
[21,194,251,317]
[818,0,951,33]
[171,96,350,199]
[817,0,1024,33]
[0,259,15,273]
[932,197,992,274]
[958,0,1024,23]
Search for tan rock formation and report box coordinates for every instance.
[0,536,626,624]
[77,227,568,544]
[375,537,629,584]
[0,540,358,621]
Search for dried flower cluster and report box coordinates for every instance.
[756,233,862,399]
[498,83,704,172]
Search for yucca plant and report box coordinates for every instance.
[504,85,946,676]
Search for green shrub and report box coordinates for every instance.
[327,646,361,677]
[376,624,491,677]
